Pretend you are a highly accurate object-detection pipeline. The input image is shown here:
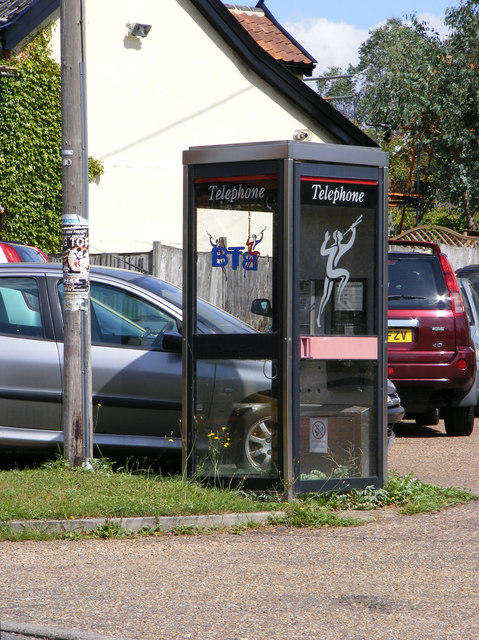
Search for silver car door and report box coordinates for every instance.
[0,275,62,435]
[69,280,184,443]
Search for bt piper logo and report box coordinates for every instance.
[208,227,266,274]
[317,214,363,328]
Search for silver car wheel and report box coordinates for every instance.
[244,416,273,473]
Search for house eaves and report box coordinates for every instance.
[0,0,58,54]
[191,0,377,147]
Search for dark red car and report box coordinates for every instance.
[387,240,476,436]
[0,240,48,263]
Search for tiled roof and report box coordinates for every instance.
[0,0,34,22]
[225,4,315,74]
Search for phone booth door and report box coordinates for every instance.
[183,159,283,488]
[294,164,387,492]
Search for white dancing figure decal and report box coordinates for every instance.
[317,214,363,328]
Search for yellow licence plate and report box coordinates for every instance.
[388,329,413,343]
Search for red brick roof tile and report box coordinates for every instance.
[226,4,315,71]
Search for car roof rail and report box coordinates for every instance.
[388,239,441,255]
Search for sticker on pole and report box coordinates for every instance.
[63,224,89,292]
[310,418,328,453]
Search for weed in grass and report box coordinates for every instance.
[281,502,362,528]
[39,453,70,470]
[63,530,87,540]
[288,472,478,517]
[0,525,60,541]
[386,473,477,514]
[300,465,351,481]
[334,485,391,511]
[229,520,263,535]
[299,445,363,481]
[168,525,207,536]
[326,473,478,513]
[92,522,135,539]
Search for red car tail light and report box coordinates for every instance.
[439,253,465,315]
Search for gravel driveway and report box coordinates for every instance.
[389,417,479,493]
[1,419,478,640]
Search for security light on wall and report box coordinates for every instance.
[128,23,152,37]
[293,129,313,142]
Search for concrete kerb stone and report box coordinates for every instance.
[2,507,401,536]
[0,620,136,640]
[4,511,287,535]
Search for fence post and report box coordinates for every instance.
[152,241,161,278]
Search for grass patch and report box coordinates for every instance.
[0,458,476,539]
[0,457,282,522]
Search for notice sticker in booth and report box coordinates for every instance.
[310,418,328,453]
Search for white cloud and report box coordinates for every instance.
[284,13,447,75]
[284,18,370,73]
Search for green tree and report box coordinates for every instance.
[430,1,479,229]
[354,18,431,135]
[315,65,357,122]
[0,29,62,252]
[353,2,479,229]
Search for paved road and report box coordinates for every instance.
[1,418,478,640]
[389,417,479,493]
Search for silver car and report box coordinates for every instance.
[457,276,479,414]
[0,263,274,471]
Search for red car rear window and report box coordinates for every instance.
[388,253,450,310]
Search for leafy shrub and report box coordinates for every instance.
[0,29,62,252]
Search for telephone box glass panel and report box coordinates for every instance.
[298,173,380,481]
[194,174,277,332]
[191,169,280,481]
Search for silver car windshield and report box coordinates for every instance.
[60,274,257,336]
[135,275,257,335]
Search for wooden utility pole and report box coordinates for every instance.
[60,0,92,467]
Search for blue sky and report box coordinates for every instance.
[260,0,452,71]
[267,1,452,29]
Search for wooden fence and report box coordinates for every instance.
[52,239,479,323]
[52,242,272,329]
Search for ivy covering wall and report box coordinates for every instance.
[0,28,62,253]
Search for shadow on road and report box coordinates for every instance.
[393,420,447,438]
[0,449,182,474]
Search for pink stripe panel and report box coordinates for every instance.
[300,336,378,360]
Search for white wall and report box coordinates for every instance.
[439,245,479,272]
[51,0,343,253]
